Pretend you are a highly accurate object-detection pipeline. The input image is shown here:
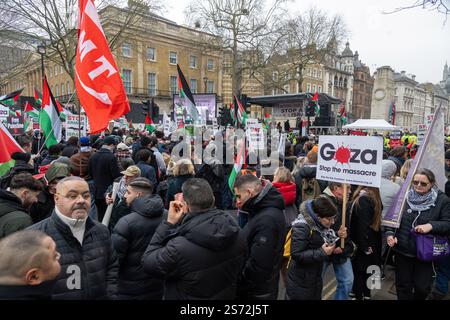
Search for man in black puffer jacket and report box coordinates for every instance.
[142,178,247,300]
[112,178,165,299]
[28,176,118,300]
[233,174,286,300]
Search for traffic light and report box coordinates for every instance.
[142,98,160,120]
[305,101,316,117]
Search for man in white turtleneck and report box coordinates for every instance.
[29,176,118,299]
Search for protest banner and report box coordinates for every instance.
[7,116,24,135]
[317,135,383,247]
[246,120,265,150]
[66,115,87,139]
[416,124,427,145]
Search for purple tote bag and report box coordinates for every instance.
[411,230,450,261]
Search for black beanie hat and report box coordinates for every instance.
[11,152,31,163]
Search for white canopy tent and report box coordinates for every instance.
[343,119,401,131]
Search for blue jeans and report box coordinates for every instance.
[435,255,450,294]
[322,258,354,300]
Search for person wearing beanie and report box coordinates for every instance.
[116,143,132,164]
[0,152,35,190]
[29,163,70,224]
[70,138,94,180]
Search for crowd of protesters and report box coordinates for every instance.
[0,124,449,301]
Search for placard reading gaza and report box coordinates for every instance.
[316,136,383,188]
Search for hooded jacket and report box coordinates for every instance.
[112,195,165,299]
[380,160,401,219]
[142,208,247,300]
[0,189,32,239]
[237,182,287,299]
[286,201,330,300]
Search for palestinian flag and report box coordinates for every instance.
[145,114,155,133]
[177,64,200,121]
[34,88,42,106]
[312,92,320,117]
[24,101,40,119]
[0,89,23,107]
[263,112,271,130]
[229,103,237,126]
[39,76,62,148]
[234,95,248,128]
[0,121,24,176]
[228,139,245,192]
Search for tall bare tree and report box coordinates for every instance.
[266,7,348,93]
[186,0,288,96]
[0,0,165,80]
[384,0,449,21]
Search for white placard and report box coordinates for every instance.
[65,115,87,138]
[245,118,258,127]
[246,121,265,150]
[417,124,427,146]
[316,135,383,188]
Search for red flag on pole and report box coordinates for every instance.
[75,0,130,134]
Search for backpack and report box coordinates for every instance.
[301,177,321,202]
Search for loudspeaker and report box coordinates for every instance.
[313,117,335,126]
[319,104,331,118]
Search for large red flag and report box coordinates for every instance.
[75,0,130,134]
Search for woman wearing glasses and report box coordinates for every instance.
[386,168,450,300]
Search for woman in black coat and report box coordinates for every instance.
[111,179,165,299]
[165,159,195,208]
[286,196,339,300]
[386,168,450,300]
[350,186,382,300]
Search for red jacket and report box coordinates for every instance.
[272,181,296,206]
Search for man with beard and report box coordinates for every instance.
[0,173,43,239]
[29,176,118,299]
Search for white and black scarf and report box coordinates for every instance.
[406,187,438,212]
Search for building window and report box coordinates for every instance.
[169,51,177,65]
[122,43,132,57]
[147,47,156,61]
[318,85,322,93]
[54,66,58,76]
[67,81,70,95]
[61,83,64,96]
[272,71,278,81]
[318,71,322,79]
[207,80,214,93]
[122,69,132,94]
[284,84,290,94]
[189,56,198,68]
[49,67,52,77]
[60,65,63,74]
[344,79,348,88]
[148,73,157,96]
[207,59,214,71]
[170,76,178,95]
[306,83,311,92]
[313,69,317,78]
[190,79,198,93]
[55,85,59,97]
[312,84,316,92]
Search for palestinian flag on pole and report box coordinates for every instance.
[177,64,200,121]
[34,88,42,106]
[229,103,237,126]
[40,76,62,148]
[24,101,40,119]
[228,139,245,192]
[234,95,248,128]
[312,92,320,117]
[0,89,23,107]
[145,114,155,133]
[0,121,24,176]
[263,112,271,130]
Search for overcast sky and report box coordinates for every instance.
[165,0,450,84]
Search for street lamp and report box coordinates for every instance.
[203,76,208,93]
[37,43,46,90]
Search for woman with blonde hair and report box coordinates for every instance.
[165,158,195,207]
[350,186,383,300]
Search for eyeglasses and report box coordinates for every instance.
[412,180,430,187]
[56,192,91,201]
